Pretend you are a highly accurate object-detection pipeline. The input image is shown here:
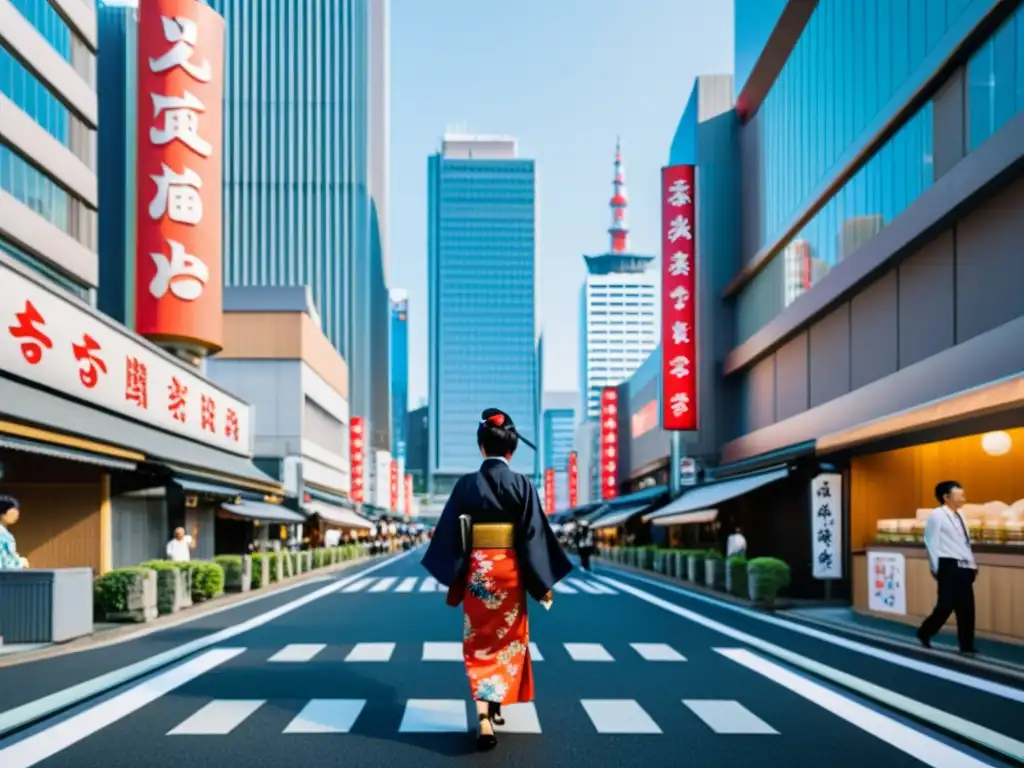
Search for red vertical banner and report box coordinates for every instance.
[349,417,365,502]
[389,460,399,511]
[600,387,619,500]
[568,451,578,509]
[404,474,413,516]
[136,1,225,352]
[660,165,698,431]
[544,468,556,514]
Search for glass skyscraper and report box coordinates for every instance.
[542,393,577,512]
[390,290,409,459]
[427,135,538,494]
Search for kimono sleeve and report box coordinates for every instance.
[420,480,463,587]
[516,477,573,601]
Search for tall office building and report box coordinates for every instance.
[390,289,408,459]
[2,0,98,301]
[428,134,538,493]
[579,139,658,419]
[204,0,391,451]
[542,392,577,512]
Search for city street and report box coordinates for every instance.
[0,549,1020,767]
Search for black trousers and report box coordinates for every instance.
[579,547,593,571]
[918,558,976,650]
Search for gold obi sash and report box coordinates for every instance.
[472,523,514,549]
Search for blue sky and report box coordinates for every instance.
[390,0,735,408]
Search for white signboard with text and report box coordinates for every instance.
[867,550,907,614]
[811,473,843,580]
[2,263,252,454]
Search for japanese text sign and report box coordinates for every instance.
[3,263,251,453]
[389,459,399,512]
[660,165,697,431]
[136,0,225,352]
[544,468,556,514]
[349,417,365,503]
[811,473,843,579]
[600,387,619,500]
[568,451,578,509]
[404,474,413,517]
[867,551,906,614]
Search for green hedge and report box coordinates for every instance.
[141,560,224,602]
[94,567,150,614]
[747,556,791,603]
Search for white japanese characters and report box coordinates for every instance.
[668,251,690,277]
[600,388,619,499]
[150,240,209,301]
[150,92,212,157]
[668,355,691,379]
[667,214,693,242]
[669,392,690,418]
[149,163,203,224]
[149,16,212,81]
[661,167,697,430]
[666,178,691,207]
[670,285,690,311]
[671,320,690,345]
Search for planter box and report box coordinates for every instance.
[725,565,748,597]
[260,555,270,587]
[106,569,158,623]
[704,559,724,590]
[686,556,703,582]
[154,569,183,615]
[275,553,284,582]
[0,568,94,642]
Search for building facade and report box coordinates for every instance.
[405,404,428,493]
[427,134,538,493]
[541,391,576,512]
[390,289,408,460]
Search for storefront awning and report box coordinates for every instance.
[0,434,138,472]
[590,504,650,530]
[175,477,247,499]
[222,500,306,524]
[306,500,374,530]
[651,509,719,527]
[644,467,789,523]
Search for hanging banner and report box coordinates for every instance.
[568,451,578,509]
[600,387,619,500]
[660,164,697,431]
[544,468,556,514]
[349,417,365,503]
[404,474,413,517]
[867,550,906,614]
[389,459,399,512]
[136,0,225,353]
[811,473,843,579]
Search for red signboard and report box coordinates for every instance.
[660,165,698,430]
[136,1,225,353]
[349,417,365,503]
[544,468,556,514]
[404,474,413,516]
[600,387,619,499]
[389,459,399,511]
[568,451,578,509]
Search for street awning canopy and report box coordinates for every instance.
[590,503,649,530]
[306,500,375,530]
[0,434,138,472]
[222,500,305,524]
[644,467,789,523]
[174,477,246,499]
[651,509,719,527]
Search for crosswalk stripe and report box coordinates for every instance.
[395,577,417,592]
[345,643,395,662]
[630,643,686,662]
[567,578,602,594]
[588,581,617,594]
[683,700,777,734]
[495,703,542,733]
[369,577,398,593]
[552,582,578,594]
[564,642,614,662]
[268,644,326,663]
[283,699,366,733]
[399,699,467,733]
[581,699,661,734]
[168,700,265,735]
[419,577,439,592]
[529,642,543,661]
[342,577,376,593]
[422,642,463,661]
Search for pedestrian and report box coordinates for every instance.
[726,526,747,558]
[421,408,572,751]
[166,526,194,562]
[576,520,596,571]
[0,495,28,569]
[916,480,978,655]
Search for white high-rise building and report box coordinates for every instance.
[579,139,659,419]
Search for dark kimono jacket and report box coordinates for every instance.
[421,458,573,602]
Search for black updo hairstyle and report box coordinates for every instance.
[477,408,519,458]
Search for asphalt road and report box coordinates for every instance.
[0,548,1019,767]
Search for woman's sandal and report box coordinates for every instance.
[488,702,505,726]
[476,713,498,750]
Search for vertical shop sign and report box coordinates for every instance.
[404,474,413,517]
[867,550,906,614]
[389,459,399,512]
[568,451,578,509]
[660,165,697,430]
[811,473,843,579]
[544,468,556,514]
[136,0,226,352]
[600,387,619,500]
[349,417,365,503]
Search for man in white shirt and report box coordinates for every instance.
[166,527,194,562]
[917,480,978,654]
[726,526,747,558]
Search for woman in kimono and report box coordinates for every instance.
[421,408,572,750]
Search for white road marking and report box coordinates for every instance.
[342,577,376,593]
[268,644,325,663]
[587,581,618,594]
[567,578,602,594]
[369,577,398,592]
[283,699,366,733]
[581,699,661,734]
[168,699,264,735]
[719,648,994,766]
[419,577,439,592]
[395,577,418,592]
[564,642,614,662]
[423,642,463,661]
[0,648,244,767]
[552,582,578,594]
[399,699,467,733]
[345,643,395,662]
[529,642,543,661]
[598,573,1024,763]
[495,702,542,733]
[631,643,686,662]
[683,699,777,734]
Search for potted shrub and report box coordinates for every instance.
[215,555,251,592]
[725,555,748,597]
[685,550,705,582]
[140,561,183,614]
[704,550,725,589]
[94,567,158,622]
[747,557,791,607]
